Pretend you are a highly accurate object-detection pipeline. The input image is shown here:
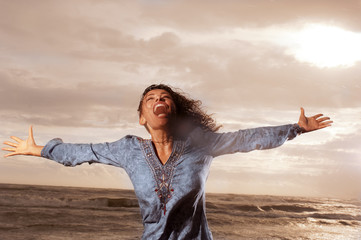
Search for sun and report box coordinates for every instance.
[290,24,361,68]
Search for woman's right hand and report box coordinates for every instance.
[2,126,43,157]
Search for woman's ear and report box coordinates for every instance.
[139,114,146,126]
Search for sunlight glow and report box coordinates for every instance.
[291,24,361,68]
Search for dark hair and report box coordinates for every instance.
[137,84,221,133]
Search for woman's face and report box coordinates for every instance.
[139,89,176,132]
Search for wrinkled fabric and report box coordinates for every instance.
[41,124,301,240]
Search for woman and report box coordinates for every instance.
[2,84,332,239]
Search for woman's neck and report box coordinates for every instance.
[150,129,173,145]
[149,129,174,165]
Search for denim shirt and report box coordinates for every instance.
[41,124,301,240]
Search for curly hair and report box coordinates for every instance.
[137,84,221,133]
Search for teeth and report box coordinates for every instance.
[154,103,167,115]
[155,104,164,111]
[154,104,166,110]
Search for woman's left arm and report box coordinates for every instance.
[207,107,332,157]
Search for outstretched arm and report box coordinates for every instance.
[2,126,132,168]
[203,107,332,157]
[2,126,43,158]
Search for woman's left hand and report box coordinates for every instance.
[298,107,333,133]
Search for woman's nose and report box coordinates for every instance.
[156,96,165,102]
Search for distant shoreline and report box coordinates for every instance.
[0,182,358,201]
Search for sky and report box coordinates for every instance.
[0,0,360,199]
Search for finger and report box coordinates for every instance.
[10,136,23,143]
[311,114,323,119]
[29,125,34,140]
[3,141,18,147]
[4,152,19,157]
[2,147,16,152]
[300,107,305,116]
[320,121,333,126]
[317,124,332,129]
[317,117,330,122]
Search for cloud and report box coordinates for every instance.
[1,1,360,114]
[0,69,142,127]
[139,0,361,31]
[208,131,361,198]
[1,0,360,198]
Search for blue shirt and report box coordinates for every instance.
[41,124,301,239]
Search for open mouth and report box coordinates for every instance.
[153,103,168,117]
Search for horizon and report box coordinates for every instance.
[1,182,358,201]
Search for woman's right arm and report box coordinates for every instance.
[2,126,129,168]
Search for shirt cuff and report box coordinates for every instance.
[288,123,304,140]
[41,138,63,158]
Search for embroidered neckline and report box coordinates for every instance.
[138,138,185,215]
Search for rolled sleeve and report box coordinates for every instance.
[41,136,136,168]
[204,124,301,157]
